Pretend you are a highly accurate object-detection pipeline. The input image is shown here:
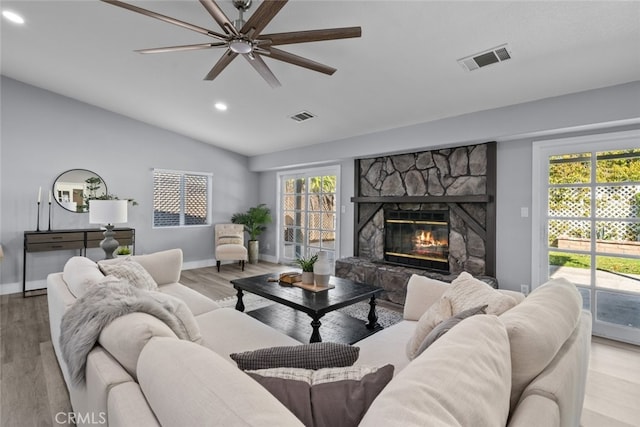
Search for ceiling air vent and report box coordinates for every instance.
[290,111,315,122]
[458,44,511,72]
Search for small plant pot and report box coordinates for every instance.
[301,271,314,285]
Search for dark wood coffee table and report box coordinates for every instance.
[230,273,384,344]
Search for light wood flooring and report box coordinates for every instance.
[0,262,638,426]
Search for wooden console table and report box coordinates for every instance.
[23,228,135,297]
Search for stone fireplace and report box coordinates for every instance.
[335,142,497,304]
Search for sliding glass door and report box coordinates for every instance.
[279,168,339,264]
[534,131,640,344]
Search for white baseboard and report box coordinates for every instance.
[182,259,217,270]
[0,279,46,296]
[183,255,278,270]
[260,254,278,263]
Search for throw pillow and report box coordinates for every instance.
[230,342,359,371]
[406,271,518,359]
[62,256,105,298]
[98,258,158,291]
[246,364,394,427]
[361,316,511,427]
[415,304,488,356]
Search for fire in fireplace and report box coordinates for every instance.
[384,209,450,271]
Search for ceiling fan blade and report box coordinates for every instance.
[199,0,239,35]
[101,0,227,41]
[261,27,362,46]
[204,49,238,80]
[136,42,227,54]
[261,47,336,75]
[243,54,281,88]
[240,0,288,38]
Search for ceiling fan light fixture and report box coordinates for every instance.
[229,39,252,54]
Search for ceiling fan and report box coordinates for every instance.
[102,0,362,88]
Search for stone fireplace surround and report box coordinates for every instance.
[336,142,497,304]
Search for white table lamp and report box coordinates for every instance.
[89,199,128,259]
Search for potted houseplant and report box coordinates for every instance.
[231,204,272,264]
[115,246,131,257]
[294,254,318,284]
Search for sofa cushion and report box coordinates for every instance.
[247,364,394,427]
[129,249,183,285]
[196,308,302,362]
[99,312,178,380]
[402,275,449,321]
[508,312,591,427]
[415,304,488,356]
[137,337,304,427]
[63,256,105,298]
[158,283,220,316]
[354,320,415,373]
[406,272,518,359]
[499,277,582,414]
[360,315,512,427]
[98,258,158,291]
[230,342,359,371]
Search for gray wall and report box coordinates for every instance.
[0,76,258,294]
[252,81,640,291]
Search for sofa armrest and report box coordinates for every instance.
[47,273,76,383]
[108,382,161,427]
[131,249,183,285]
[85,347,135,425]
[403,275,449,320]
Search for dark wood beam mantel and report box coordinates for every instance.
[350,195,492,204]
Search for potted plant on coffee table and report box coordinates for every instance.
[231,204,272,264]
[293,254,318,285]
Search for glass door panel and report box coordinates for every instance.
[280,171,339,265]
[543,143,640,344]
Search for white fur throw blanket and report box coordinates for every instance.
[60,280,200,385]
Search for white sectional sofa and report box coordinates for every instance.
[47,248,592,427]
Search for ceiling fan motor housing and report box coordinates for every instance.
[229,38,252,54]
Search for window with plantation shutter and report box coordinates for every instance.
[153,169,212,227]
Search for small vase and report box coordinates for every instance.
[301,271,314,285]
[313,251,331,286]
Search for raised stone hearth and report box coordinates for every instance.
[335,257,497,305]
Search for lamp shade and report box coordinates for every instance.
[89,200,128,225]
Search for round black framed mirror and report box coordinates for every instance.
[52,169,108,213]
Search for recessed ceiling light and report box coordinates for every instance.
[214,102,228,111]
[2,10,25,24]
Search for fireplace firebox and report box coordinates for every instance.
[384,210,450,272]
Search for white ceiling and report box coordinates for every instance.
[2,1,639,157]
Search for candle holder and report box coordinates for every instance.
[48,201,52,231]
[36,201,41,232]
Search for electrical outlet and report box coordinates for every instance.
[520,284,530,295]
[266,243,271,250]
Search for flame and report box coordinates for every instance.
[414,230,445,248]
